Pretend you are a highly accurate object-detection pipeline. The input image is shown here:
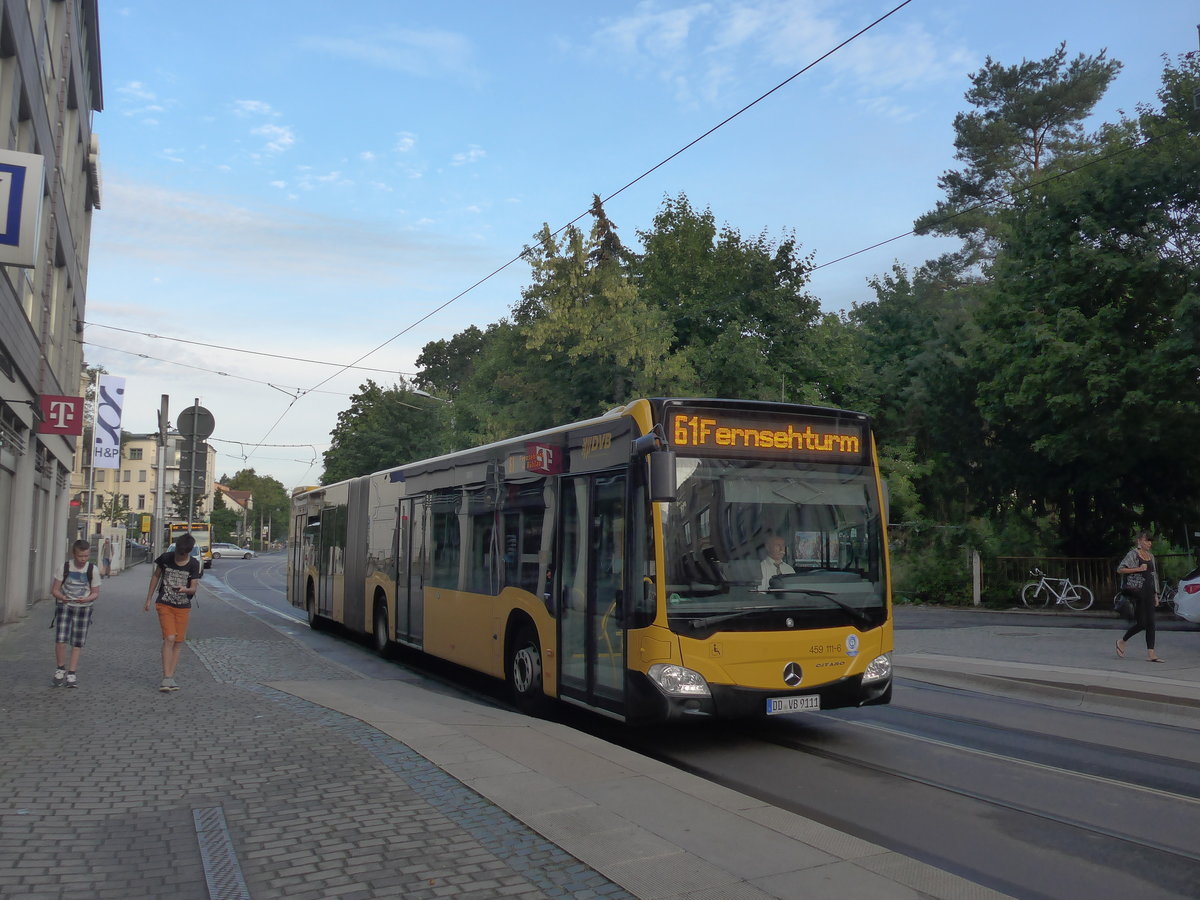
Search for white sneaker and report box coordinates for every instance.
[159,677,173,693]
[52,668,66,687]
[65,673,77,688]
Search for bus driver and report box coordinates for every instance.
[759,535,795,589]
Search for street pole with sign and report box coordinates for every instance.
[176,400,215,529]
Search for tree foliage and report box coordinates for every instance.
[915,42,1122,260]
[218,468,293,544]
[316,51,1198,562]
[320,381,451,484]
[96,490,131,528]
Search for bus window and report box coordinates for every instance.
[429,490,461,590]
[466,487,501,595]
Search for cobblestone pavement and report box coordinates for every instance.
[0,573,633,900]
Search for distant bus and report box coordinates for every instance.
[288,398,893,722]
[169,521,212,569]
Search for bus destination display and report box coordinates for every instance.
[668,410,868,462]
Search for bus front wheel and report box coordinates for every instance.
[508,624,546,716]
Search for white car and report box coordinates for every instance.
[1172,566,1200,623]
[211,543,256,560]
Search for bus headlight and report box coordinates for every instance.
[648,664,712,697]
[862,652,892,683]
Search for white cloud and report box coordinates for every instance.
[119,81,157,102]
[252,123,296,154]
[302,28,483,86]
[360,150,377,162]
[579,1,971,111]
[394,132,417,153]
[233,99,280,117]
[451,146,486,166]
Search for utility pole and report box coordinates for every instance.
[154,395,168,553]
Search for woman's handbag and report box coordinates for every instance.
[1122,572,1145,594]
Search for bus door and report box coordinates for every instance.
[393,498,424,645]
[558,472,626,715]
[291,512,309,606]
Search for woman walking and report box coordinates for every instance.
[1115,531,1163,662]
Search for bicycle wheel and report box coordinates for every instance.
[1020,582,1045,608]
[1063,584,1093,611]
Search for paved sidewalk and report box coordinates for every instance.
[893,605,1200,727]
[4,573,1130,899]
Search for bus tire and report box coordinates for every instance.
[508,623,546,716]
[372,600,390,656]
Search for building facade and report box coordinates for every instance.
[0,1,103,624]
[71,431,217,543]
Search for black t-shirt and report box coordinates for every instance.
[154,552,201,608]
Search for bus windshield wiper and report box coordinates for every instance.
[681,606,773,630]
[764,588,874,626]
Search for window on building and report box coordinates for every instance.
[137,495,146,510]
[138,470,147,482]
[129,448,143,460]
[95,470,105,483]
[123,470,131,482]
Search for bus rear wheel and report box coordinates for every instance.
[508,624,546,716]
[372,602,390,656]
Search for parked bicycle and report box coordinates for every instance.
[1020,568,1094,610]
[1158,579,1177,613]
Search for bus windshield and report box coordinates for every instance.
[662,457,887,633]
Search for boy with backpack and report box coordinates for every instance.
[50,539,101,687]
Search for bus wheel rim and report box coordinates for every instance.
[514,644,541,693]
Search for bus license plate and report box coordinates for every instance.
[766,695,820,715]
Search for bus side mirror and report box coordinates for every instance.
[633,424,676,502]
[648,449,677,503]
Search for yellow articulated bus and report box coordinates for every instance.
[288,398,893,722]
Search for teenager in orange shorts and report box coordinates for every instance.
[144,533,200,692]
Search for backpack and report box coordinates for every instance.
[62,561,95,584]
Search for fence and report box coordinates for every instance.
[985,553,1196,607]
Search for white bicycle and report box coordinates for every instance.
[1020,568,1094,611]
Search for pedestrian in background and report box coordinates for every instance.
[1115,531,1163,662]
[50,539,101,687]
[101,537,112,579]
[145,533,200,692]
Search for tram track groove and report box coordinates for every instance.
[735,715,1200,868]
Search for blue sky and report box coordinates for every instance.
[83,1,1199,490]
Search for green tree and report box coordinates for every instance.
[210,491,239,543]
[413,325,487,401]
[321,380,451,483]
[219,468,293,546]
[915,43,1122,260]
[95,490,131,527]
[966,53,1200,553]
[636,192,824,402]
[167,484,204,523]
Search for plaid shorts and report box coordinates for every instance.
[55,603,95,648]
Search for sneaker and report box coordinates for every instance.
[52,668,66,687]
[159,677,178,692]
[65,672,77,688]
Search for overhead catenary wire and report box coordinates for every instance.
[81,322,418,377]
[237,0,917,458]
